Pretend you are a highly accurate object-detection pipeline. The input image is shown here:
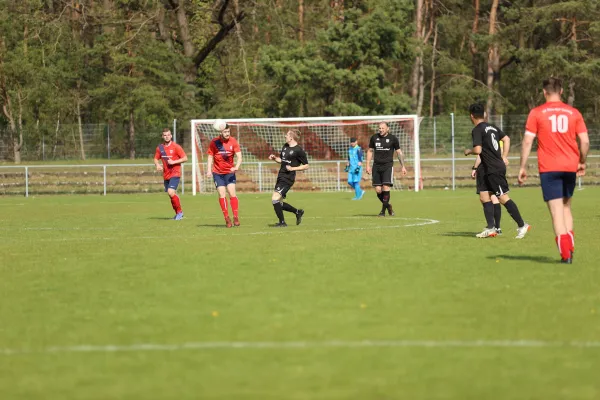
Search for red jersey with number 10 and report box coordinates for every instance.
[208,137,241,174]
[525,101,587,173]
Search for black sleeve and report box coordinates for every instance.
[297,148,309,165]
[393,136,400,150]
[472,127,482,147]
[497,126,506,140]
[369,135,375,149]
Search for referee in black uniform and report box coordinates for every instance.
[365,122,407,216]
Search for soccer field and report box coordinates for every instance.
[1,188,599,399]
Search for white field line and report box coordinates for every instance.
[0,218,439,241]
[2,339,600,356]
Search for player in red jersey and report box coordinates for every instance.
[154,128,187,220]
[206,123,243,228]
[518,78,590,264]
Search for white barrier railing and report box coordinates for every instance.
[0,155,596,197]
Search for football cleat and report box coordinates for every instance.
[495,228,502,235]
[387,204,395,216]
[233,216,240,227]
[174,212,184,220]
[476,228,498,238]
[296,209,304,226]
[515,223,531,239]
[271,221,288,228]
[225,216,233,228]
[357,190,365,200]
[377,211,386,217]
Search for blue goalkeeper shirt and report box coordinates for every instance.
[348,145,363,168]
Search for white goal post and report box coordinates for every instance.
[191,115,421,195]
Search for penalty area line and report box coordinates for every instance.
[2,339,600,355]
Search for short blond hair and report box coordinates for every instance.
[288,129,301,141]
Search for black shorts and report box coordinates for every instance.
[274,177,294,199]
[482,173,509,197]
[475,169,485,194]
[372,167,394,187]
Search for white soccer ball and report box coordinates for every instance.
[213,119,227,131]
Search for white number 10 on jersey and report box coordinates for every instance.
[549,114,569,133]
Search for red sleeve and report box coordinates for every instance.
[207,140,216,156]
[233,139,241,153]
[176,144,186,158]
[154,147,161,160]
[576,112,587,134]
[525,109,538,134]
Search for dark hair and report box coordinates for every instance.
[469,103,485,119]
[543,77,562,94]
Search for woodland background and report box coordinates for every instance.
[1,0,599,161]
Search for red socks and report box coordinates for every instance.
[230,197,239,218]
[555,234,574,260]
[170,195,182,213]
[219,197,229,218]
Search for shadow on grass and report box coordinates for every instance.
[197,224,230,228]
[353,214,387,217]
[148,216,175,220]
[488,254,558,264]
[440,231,476,237]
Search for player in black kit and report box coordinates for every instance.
[268,129,309,227]
[464,103,530,239]
[365,122,407,216]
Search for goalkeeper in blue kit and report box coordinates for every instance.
[346,137,365,200]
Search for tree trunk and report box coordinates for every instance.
[485,0,499,116]
[77,97,86,160]
[128,109,135,160]
[469,0,480,80]
[567,81,575,106]
[170,0,194,57]
[157,4,174,50]
[53,112,60,159]
[429,23,438,118]
[411,0,424,112]
[299,0,304,43]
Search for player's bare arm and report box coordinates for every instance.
[168,155,188,165]
[286,164,309,172]
[471,155,481,179]
[518,133,535,184]
[268,154,282,163]
[154,158,163,171]
[501,136,510,165]
[206,155,214,177]
[396,149,407,176]
[577,131,590,177]
[365,148,373,174]
[465,145,482,156]
[231,151,242,172]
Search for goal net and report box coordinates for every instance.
[191,116,421,195]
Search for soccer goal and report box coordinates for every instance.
[191,116,421,195]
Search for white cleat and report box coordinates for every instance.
[515,223,531,239]
[476,228,498,238]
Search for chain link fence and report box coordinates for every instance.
[1,115,599,163]
[0,121,186,162]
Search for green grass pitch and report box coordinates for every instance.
[1,187,599,399]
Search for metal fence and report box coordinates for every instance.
[1,156,598,197]
[2,115,599,163]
